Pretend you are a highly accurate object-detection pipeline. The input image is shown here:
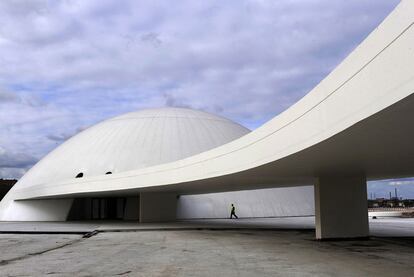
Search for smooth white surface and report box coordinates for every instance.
[177,186,314,219]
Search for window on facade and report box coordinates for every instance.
[76,172,84,178]
[105,171,112,175]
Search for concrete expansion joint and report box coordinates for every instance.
[0,237,84,267]
[0,230,106,267]
[82,230,99,238]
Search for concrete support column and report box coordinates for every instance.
[124,197,140,220]
[139,192,177,223]
[315,175,369,240]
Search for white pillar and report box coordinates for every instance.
[315,176,369,240]
[139,192,177,223]
[124,197,140,220]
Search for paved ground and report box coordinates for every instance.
[0,217,413,276]
[1,216,414,237]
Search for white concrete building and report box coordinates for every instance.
[1,0,413,239]
[0,108,314,222]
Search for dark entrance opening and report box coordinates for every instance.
[67,197,126,220]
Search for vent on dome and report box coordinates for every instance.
[75,172,83,178]
[106,172,112,175]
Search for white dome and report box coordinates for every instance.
[18,107,250,188]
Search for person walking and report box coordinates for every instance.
[230,203,238,219]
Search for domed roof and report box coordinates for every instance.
[17,107,250,188]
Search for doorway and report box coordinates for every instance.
[67,197,126,220]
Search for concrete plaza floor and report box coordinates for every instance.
[0,217,413,276]
[1,216,414,237]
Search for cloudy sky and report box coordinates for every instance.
[1,0,412,198]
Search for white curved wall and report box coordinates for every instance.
[177,186,314,219]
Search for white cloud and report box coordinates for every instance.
[0,146,37,179]
[388,179,414,186]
